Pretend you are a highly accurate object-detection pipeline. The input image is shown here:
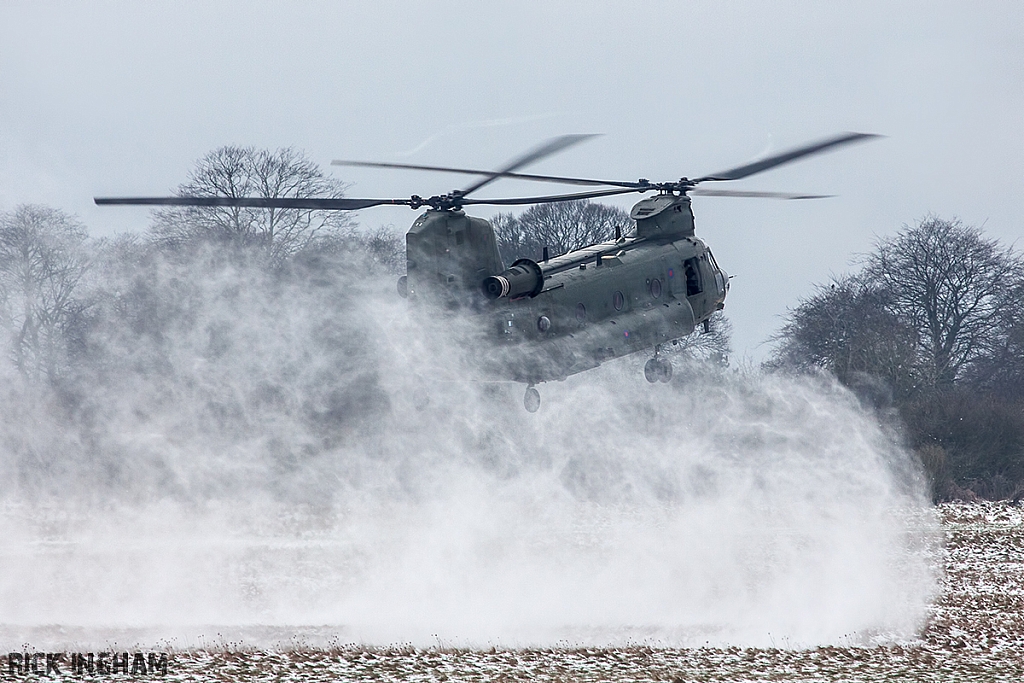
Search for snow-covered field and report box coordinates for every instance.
[69,501,1022,682]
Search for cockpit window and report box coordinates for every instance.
[707,249,726,296]
[683,258,703,297]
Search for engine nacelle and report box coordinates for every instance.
[482,259,544,300]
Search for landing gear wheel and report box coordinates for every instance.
[657,358,673,383]
[645,358,673,384]
[644,358,660,383]
[524,386,541,413]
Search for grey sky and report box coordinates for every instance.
[1,1,1021,360]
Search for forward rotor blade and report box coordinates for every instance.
[94,196,405,210]
[332,158,640,189]
[460,134,600,196]
[461,187,639,207]
[694,132,881,183]
[689,188,833,199]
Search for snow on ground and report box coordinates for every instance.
[23,501,1015,682]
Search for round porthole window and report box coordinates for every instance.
[575,303,587,322]
[651,278,662,298]
[537,315,551,332]
[613,291,624,311]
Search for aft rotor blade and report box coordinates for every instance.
[694,132,881,183]
[460,134,600,197]
[689,188,833,199]
[332,159,641,189]
[461,187,639,206]
[94,196,406,210]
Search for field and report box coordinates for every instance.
[137,502,1023,682]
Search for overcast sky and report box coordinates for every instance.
[1,1,1021,360]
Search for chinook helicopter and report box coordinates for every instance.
[96,132,877,411]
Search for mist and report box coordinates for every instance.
[0,244,939,650]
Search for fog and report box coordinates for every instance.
[0,251,939,649]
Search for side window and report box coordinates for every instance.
[683,258,703,297]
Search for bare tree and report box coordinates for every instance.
[0,205,91,382]
[151,146,354,264]
[671,311,732,365]
[361,225,404,274]
[298,223,405,276]
[769,217,1024,499]
[964,269,1024,400]
[769,274,919,396]
[492,199,633,264]
[863,216,1019,387]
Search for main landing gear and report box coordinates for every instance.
[524,384,541,413]
[644,347,673,384]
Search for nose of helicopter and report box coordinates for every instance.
[714,267,730,300]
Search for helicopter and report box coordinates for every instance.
[96,132,878,412]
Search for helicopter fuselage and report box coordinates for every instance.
[400,193,729,384]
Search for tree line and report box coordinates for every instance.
[770,217,1024,500]
[0,148,403,391]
